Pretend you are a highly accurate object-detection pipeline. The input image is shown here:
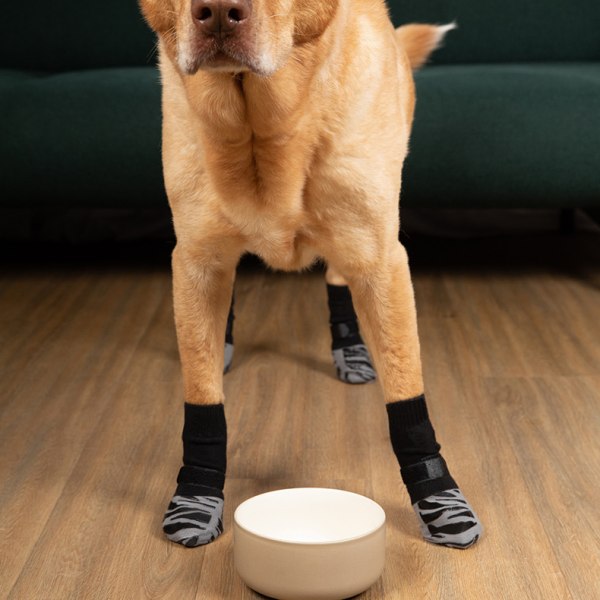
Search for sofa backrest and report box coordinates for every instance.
[4,1,599,72]
[387,0,600,63]
[1,0,156,71]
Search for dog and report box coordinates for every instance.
[139,0,482,550]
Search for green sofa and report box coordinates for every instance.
[1,0,599,213]
[0,1,162,211]
[392,0,600,209]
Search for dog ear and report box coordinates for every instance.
[139,0,175,33]
[294,0,339,44]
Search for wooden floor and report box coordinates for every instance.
[1,232,599,600]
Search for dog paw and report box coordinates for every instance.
[333,344,377,384]
[413,489,482,549]
[163,495,224,547]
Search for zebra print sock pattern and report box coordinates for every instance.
[332,343,377,384]
[412,488,482,549]
[163,495,224,547]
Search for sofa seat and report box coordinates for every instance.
[405,63,600,208]
[0,67,164,209]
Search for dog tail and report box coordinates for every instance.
[395,22,456,70]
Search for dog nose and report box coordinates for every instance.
[191,0,251,38]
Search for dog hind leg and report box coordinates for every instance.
[325,265,376,384]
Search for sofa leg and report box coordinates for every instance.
[559,208,576,235]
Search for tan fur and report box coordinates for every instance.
[139,0,451,405]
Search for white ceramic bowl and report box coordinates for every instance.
[233,488,386,600]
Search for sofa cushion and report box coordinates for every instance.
[387,0,600,63]
[1,1,155,71]
[0,67,165,209]
[2,63,599,210]
[403,63,600,208]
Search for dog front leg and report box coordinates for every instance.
[344,243,423,401]
[345,242,483,549]
[162,243,240,548]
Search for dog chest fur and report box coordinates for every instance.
[158,1,410,273]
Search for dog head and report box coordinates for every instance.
[140,0,339,77]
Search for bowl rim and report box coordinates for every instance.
[233,487,386,546]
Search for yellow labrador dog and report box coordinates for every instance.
[140,0,482,550]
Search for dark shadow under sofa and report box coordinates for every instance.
[1,0,599,237]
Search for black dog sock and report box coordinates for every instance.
[386,395,455,501]
[327,284,362,348]
[163,403,227,547]
[386,395,482,548]
[326,284,376,384]
[224,295,234,373]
